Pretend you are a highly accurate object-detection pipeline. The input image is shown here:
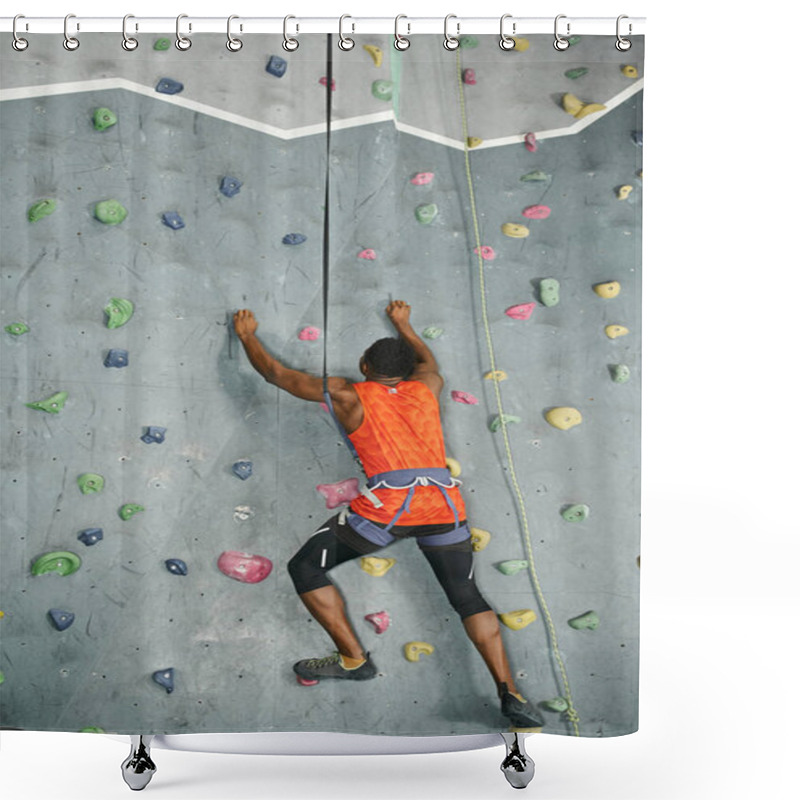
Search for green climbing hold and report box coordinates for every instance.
[26,391,68,414]
[31,551,82,577]
[415,204,438,225]
[459,36,479,48]
[568,35,582,45]
[93,108,117,131]
[561,504,590,523]
[540,697,569,713]
[565,67,589,79]
[119,503,145,521]
[154,37,170,50]
[489,414,521,432]
[105,298,135,329]
[371,80,393,101]
[568,610,599,630]
[497,560,529,576]
[422,326,444,339]
[520,170,550,182]
[0,671,4,685]
[611,364,631,383]
[5,322,29,335]
[77,473,105,495]
[94,200,128,225]
[540,278,560,307]
[28,199,56,222]
[80,727,106,733]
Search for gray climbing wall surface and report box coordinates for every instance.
[0,33,642,738]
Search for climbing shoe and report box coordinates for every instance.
[500,687,545,730]
[293,652,378,682]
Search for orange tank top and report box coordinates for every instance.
[347,380,467,526]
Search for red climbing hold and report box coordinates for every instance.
[524,132,537,152]
[505,303,536,320]
[522,205,551,220]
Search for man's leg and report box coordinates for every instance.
[462,609,518,695]
[297,584,364,662]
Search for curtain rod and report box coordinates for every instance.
[1,16,646,36]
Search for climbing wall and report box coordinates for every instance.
[0,33,643,738]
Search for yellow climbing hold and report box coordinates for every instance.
[617,185,633,200]
[360,557,396,577]
[363,44,383,68]
[499,609,537,630]
[484,369,508,382]
[605,324,629,339]
[562,93,606,119]
[467,137,483,149]
[512,37,530,51]
[404,641,435,662]
[545,407,583,431]
[622,64,638,78]
[445,457,462,478]
[501,223,530,239]
[470,527,491,552]
[593,281,621,299]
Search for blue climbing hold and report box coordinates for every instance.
[48,609,75,631]
[220,176,242,198]
[162,211,185,230]
[282,233,306,245]
[104,349,129,368]
[141,426,167,444]
[155,78,184,95]
[232,460,253,480]
[152,668,175,694]
[165,558,188,575]
[631,130,643,147]
[266,55,287,77]
[78,527,103,546]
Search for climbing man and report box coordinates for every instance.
[233,300,544,730]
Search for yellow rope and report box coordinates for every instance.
[455,47,580,737]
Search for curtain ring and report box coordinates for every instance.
[175,13,192,51]
[63,13,80,51]
[553,14,570,51]
[499,14,515,51]
[12,15,29,51]
[338,14,355,50]
[616,15,632,51]
[394,14,410,51]
[283,15,299,51]
[226,15,243,52]
[122,15,139,51]
[443,14,459,51]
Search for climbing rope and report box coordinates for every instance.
[454,47,581,737]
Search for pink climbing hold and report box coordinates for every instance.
[522,205,551,220]
[316,477,361,509]
[474,245,496,261]
[505,303,536,320]
[524,132,537,152]
[411,172,434,186]
[298,326,320,341]
[462,68,476,85]
[319,77,336,91]
[297,676,319,686]
[217,551,273,584]
[451,390,479,405]
[365,611,390,634]
[358,249,377,260]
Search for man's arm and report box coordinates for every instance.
[386,300,444,397]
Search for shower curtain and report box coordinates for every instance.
[0,30,643,739]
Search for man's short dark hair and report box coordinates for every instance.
[363,338,416,379]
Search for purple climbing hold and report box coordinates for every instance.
[48,609,76,631]
[282,232,306,245]
[141,426,166,444]
[232,460,253,480]
[104,348,129,368]
[155,78,183,95]
[220,176,242,197]
[78,527,103,546]
[152,668,175,694]
[162,211,185,230]
[266,55,287,77]
[165,558,188,575]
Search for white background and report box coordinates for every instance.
[2,1,798,798]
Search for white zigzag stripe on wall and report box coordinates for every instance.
[0,77,643,149]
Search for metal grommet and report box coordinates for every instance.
[12,15,29,51]
[616,15,632,51]
[175,13,192,51]
[394,14,410,51]
[443,14,459,51]
[499,14,515,51]
[226,15,243,51]
[338,14,355,51]
[122,15,139,51]
[553,14,570,51]
[282,15,299,51]
[63,13,80,51]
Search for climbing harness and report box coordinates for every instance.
[455,47,581,735]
